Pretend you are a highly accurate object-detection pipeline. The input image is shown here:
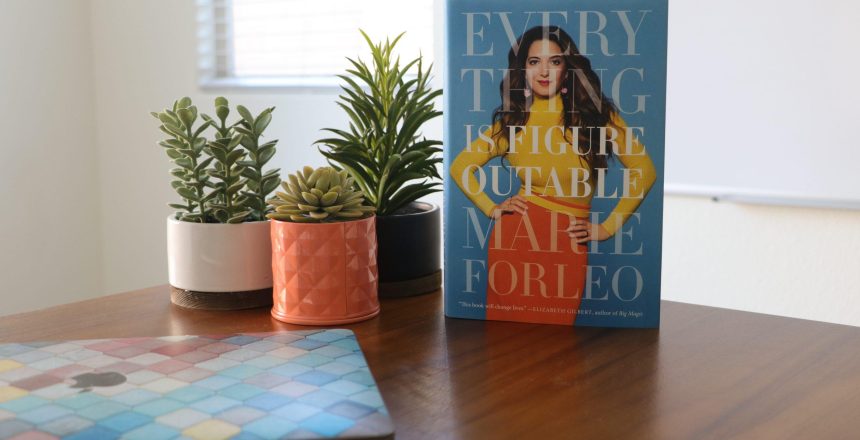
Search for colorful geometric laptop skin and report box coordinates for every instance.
[0,330,393,439]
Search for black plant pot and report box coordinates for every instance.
[375,201,442,297]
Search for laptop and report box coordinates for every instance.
[0,329,394,439]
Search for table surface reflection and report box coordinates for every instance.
[2,286,859,439]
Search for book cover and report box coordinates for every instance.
[443,0,668,327]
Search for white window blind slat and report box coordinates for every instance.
[198,0,435,86]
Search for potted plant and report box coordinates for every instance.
[267,166,378,325]
[151,96,280,310]
[317,31,443,297]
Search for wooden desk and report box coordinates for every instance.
[2,286,859,439]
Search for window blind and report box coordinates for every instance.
[198,0,435,86]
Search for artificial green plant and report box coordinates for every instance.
[267,166,375,223]
[316,30,442,216]
[152,97,280,223]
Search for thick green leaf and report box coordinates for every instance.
[192,120,212,138]
[241,168,261,180]
[195,157,215,173]
[239,134,256,151]
[226,149,245,164]
[222,136,239,150]
[157,112,179,127]
[257,146,276,165]
[202,191,220,203]
[177,108,195,129]
[228,211,251,223]
[236,105,254,123]
[234,126,254,138]
[177,187,198,201]
[180,213,203,222]
[228,161,245,173]
[254,110,272,134]
[176,97,192,109]
[215,105,229,121]
[159,125,185,140]
[262,176,280,195]
[207,169,226,179]
[245,197,264,211]
[227,181,244,195]
[209,147,227,164]
[173,157,193,170]
[168,203,190,211]
[334,210,364,219]
[170,168,188,179]
[158,139,185,150]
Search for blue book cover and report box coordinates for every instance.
[443,0,668,327]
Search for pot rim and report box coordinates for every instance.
[378,201,439,218]
[268,213,376,226]
[166,215,271,227]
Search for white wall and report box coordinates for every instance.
[1,0,857,328]
[0,0,103,315]
[663,197,860,327]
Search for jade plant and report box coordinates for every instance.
[316,31,442,216]
[152,97,280,223]
[267,166,375,223]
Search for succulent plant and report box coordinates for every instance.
[230,105,281,222]
[316,30,442,216]
[152,97,280,223]
[267,166,375,223]
[153,97,215,223]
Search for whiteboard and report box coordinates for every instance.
[664,1,860,209]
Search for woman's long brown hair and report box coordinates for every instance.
[492,26,617,172]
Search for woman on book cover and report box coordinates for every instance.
[450,26,657,325]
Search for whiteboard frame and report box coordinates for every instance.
[665,184,860,211]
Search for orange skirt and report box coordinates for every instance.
[486,199,588,325]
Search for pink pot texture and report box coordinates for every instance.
[270,215,379,325]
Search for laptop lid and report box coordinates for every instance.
[0,329,393,439]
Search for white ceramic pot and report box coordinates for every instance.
[167,217,272,292]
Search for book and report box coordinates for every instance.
[443,0,668,327]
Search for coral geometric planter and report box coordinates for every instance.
[270,216,379,325]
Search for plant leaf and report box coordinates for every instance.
[254,109,272,134]
[257,146,276,165]
[228,211,251,223]
[177,187,199,202]
[236,105,254,123]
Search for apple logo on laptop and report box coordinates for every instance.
[70,372,127,392]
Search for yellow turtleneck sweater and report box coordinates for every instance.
[450,94,657,236]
